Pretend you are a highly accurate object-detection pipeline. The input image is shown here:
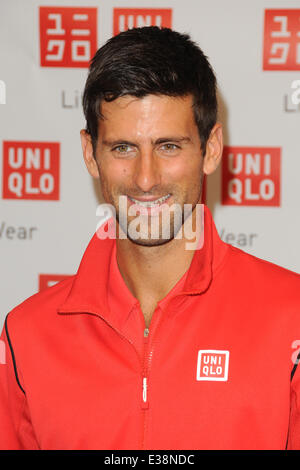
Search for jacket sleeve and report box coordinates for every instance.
[287,354,300,449]
[0,315,39,450]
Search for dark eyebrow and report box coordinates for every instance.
[102,139,136,148]
[154,137,191,145]
[102,137,191,147]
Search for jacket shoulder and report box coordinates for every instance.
[227,244,300,291]
[5,276,75,329]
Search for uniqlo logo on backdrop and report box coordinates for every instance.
[113,8,172,35]
[39,7,97,68]
[221,146,281,206]
[263,10,300,70]
[196,350,230,382]
[2,141,60,200]
[39,274,71,291]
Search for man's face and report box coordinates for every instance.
[83,94,220,246]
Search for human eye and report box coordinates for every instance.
[159,143,180,154]
[113,144,130,153]
[112,143,135,156]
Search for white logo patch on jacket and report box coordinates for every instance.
[196,350,230,381]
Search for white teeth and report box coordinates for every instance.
[129,194,170,207]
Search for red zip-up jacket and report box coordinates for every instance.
[1,205,300,450]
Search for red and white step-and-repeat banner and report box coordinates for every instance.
[0,0,300,329]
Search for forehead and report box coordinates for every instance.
[98,94,197,140]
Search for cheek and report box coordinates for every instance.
[163,157,202,185]
[165,158,203,203]
[100,160,133,195]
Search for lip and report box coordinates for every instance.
[128,195,169,202]
[126,194,171,215]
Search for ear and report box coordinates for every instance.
[203,123,223,175]
[80,129,99,178]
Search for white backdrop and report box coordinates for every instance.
[1,0,300,331]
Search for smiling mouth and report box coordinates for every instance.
[127,194,171,207]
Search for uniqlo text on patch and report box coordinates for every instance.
[197,350,230,381]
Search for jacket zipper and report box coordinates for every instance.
[61,310,150,448]
[140,316,163,449]
[141,327,150,449]
[142,327,149,409]
[60,309,164,449]
[142,327,149,407]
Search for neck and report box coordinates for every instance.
[115,206,203,326]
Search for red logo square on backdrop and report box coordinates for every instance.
[113,8,172,35]
[263,9,300,70]
[39,7,97,68]
[39,274,72,291]
[2,141,60,200]
[221,146,281,206]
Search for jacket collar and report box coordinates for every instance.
[57,205,229,318]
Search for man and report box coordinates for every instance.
[0,26,300,450]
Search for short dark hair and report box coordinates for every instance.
[82,26,217,155]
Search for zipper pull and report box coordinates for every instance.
[143,377,147,402]
[144,328,149,338]
[141,377,149,409]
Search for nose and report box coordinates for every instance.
[134,146,161,193]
